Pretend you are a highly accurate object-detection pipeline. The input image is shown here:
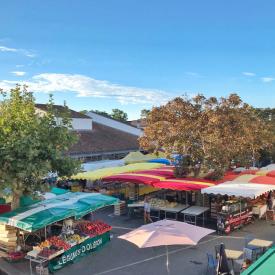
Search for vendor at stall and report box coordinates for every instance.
[267,191,274,210]
[144,196,153,224]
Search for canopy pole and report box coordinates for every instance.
[166,245,170,275]
[239,198,242,226]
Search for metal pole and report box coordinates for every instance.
[166,245,170,275]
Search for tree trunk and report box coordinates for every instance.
[11,185,21,210]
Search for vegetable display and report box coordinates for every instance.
[32,220,112,260]
[75,220,112,237]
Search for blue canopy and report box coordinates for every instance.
[148,158,171,165]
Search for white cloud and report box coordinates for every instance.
[0,45,36,58]
[0,73,171,105]
[261,77,275,83]
[185,72,202,77]
[10,71,26,76]
[242,72,256,77]
[0,46,17,52]
[15,64,24,68]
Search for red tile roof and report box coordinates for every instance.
[68,122,139,155]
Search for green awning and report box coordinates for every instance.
[50,187,69,195]
[0,192,118,232]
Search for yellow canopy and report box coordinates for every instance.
[71,162,164,181]
[123,151,166,165]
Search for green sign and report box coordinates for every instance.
[48,231,110,273]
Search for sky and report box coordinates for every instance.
[0,0,274,119]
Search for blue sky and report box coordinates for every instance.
[0,0,274,119]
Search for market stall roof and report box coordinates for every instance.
[240,169,275,178]
[81,159,125,172]
[123,151,166,165]
[152,178,216,191]
[134,167,175,177]
[0,192,118,232]
[103,172,216,191]
[201,181,275,198]
[71,162,163,181]
[103,173,167,185]
[260,164,275,171]
[233,175,275,185]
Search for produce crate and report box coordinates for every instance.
[0,224,17,252]
[114,201,126,216]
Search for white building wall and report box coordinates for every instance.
[71,118,93,130]
[36,107,93,131]
[87,112,142,136]
[55,117,92,130]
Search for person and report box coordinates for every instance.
[267,191,273,210]
[144,196,153,224]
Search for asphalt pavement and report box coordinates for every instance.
[2,208,275,275]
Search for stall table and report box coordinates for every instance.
[248,238,273,255]
[225,249,243,275]
[181,206,209,226]
[160,204,189,220]
[127,203,161,220]
[128,203,189,220]
[25,254,48,275]
[242,247,275,275]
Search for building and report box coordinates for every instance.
[35,104,140,162]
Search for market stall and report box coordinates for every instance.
[202,182,275,234]
[127,197,189,220]
[103,172,217,222]
[0,192,118,273]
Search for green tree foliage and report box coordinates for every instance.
[140,94,272,179]
[90,110,111,117]
[255,108,275,165]
[140,109,150,119]
[110,108,128,122]
[0,85,81,209]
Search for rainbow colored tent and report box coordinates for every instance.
[134,167,175,177]
[240,170,275,178]
[71,162,163,181]
[103,172,167,185]
[232,175,275,185]
[103,170,217,191]
[152,178,216,191]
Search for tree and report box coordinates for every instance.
[0,85,81,209]
[140,109,150,119]
[90,110,111,117]
[255,108,275,165]
[110,109,128,122]
[139,94,272,179]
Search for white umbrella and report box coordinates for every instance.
[119,219,215,273]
